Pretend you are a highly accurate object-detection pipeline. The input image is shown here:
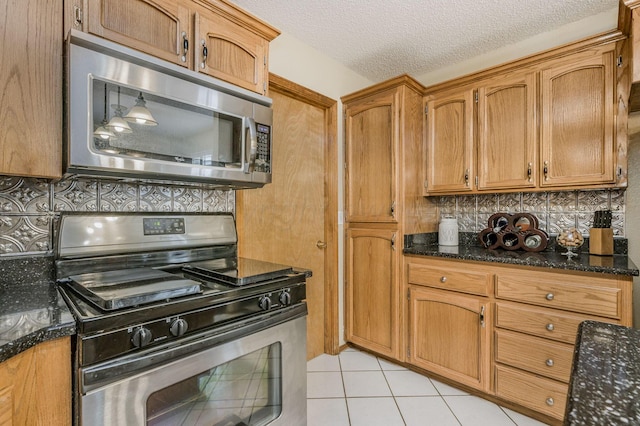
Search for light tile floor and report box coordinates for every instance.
[307,347,550,426]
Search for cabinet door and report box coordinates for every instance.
[86,0,191,68]
[195,11,268,94]
[346,228,398,358]
[477,73,536,190]
[425,88,475,194]
[345,89,398,223]
[0,338,71,425]
[408,286,490,391]
[540,47,615,187]
[0,0,61,178]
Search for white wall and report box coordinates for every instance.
[267,6,630,346]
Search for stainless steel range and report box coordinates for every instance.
[56,212,308,426]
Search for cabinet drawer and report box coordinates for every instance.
[495,272,620,318]
[408,262,491,296]
[495,330,574,382]
[495,302,611,344]
[495,365,567,420]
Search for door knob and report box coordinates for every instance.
[316,240,327,249]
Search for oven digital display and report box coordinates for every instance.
[143,218,185,235]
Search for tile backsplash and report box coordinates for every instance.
[438,189,625,236]
[0,176,234,256]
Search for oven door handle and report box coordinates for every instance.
[81,304,307,393]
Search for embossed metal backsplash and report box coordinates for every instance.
[438,190,625,237]
[0,176,235,255]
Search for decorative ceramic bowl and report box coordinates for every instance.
[556,228,584,259]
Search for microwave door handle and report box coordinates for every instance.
[245,117,257,174]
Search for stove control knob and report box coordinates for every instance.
[170,318,188,337]
[258,295,272,311]
[279,291,291,306]
[131,327,152,348]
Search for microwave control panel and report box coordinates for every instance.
[256,124,271,173]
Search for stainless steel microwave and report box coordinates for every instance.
[65,30,272,188]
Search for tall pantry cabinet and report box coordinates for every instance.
[342,76,436,361]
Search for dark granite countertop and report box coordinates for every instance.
[404,233,639,276]
[565,321,640,425]
[0,255,76,363]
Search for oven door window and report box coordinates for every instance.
[146,343,282,426]
[92,79,244,169]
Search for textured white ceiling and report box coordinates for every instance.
[231,0,618,82]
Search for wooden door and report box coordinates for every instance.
[236,75,338,359]
[85,0,191,68]
[195,11,267,94]
[477,72,536,190]
[346,227,398,358]
[0,0,61,178]
[540,47,616,187]
[344,88,398,223]
[425,88,475,194]
[408,286,490,391]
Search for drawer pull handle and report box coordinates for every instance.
[440,276,447,283]
[546,397,554,406]
[546,359,554,367]
[546,323,555,331]
[545,293,554,301]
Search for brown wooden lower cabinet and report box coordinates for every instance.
[408,285,490,392]
[0,337,71,425]
[495,364,568,419]
[346,227,399,359]
[402,255,632,423]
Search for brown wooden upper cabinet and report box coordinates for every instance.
[0,0,62,179]
[423,38,625,195]
[67,0,279,95]
[424,88,475,193]
[345,88,399,223]
[477,72,537,191]
[540,48,615,187]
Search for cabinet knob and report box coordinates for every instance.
[545,293,554,301]
[316,240,327,249]
[546,323,555,331]
[546,359,554,367]
[546,397,554,406]
[440,276,447,283]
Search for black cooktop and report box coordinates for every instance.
[67,268,201,310]
[183,257,294,286]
